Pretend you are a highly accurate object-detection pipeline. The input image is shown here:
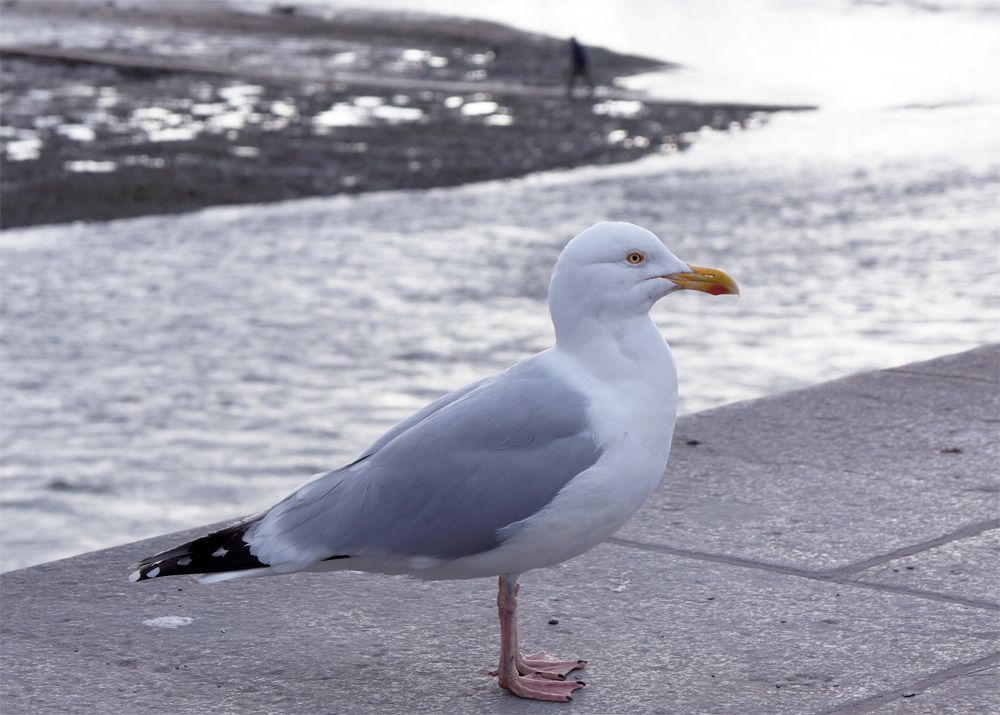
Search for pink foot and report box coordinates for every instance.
[492,576,586,701]
[518,651,587,680]
[490,652,587,681]
[503,673,585,702]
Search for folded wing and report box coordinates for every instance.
[246,359,602,572]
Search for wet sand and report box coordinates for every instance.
[0,0,800,228]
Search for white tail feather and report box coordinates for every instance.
[197,567,275,584]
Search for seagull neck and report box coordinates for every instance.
[553,312,670,379]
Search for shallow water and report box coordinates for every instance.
[2,0,999,570]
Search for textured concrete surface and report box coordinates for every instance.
[853,530,1000,606]
[2,346,998,714]
[618,349,1000,573]
[874,663,999,715]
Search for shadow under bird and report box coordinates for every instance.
[129,221,739,702]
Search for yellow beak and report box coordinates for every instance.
[666,265,740,296]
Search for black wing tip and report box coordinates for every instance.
[127,561,167,583]
[127,552,201,583]
[127,517,267,584]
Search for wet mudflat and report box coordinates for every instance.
[0,0,789,228]
[0,56,776,228]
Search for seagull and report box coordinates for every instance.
[129,221,739,702]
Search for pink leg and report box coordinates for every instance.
[491,575,586,702]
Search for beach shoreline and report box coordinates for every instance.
[0,0,805,228]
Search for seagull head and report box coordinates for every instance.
[548,222,739,328]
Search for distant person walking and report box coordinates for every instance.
[567,36,594,97]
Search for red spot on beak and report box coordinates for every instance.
[707,284,728,296]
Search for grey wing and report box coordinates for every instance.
[246,359,602,572]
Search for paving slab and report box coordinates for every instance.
[618,345,1000,573]
[873,664,999,715]
[850,530,1000,606]
[2,535,997,715]
[2,346,998,714]
[886,346,999,383]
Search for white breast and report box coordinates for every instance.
[443,322,679,579]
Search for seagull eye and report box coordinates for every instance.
[625,251,645,265]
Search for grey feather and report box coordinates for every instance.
[247,358,602,572]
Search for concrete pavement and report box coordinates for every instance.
[1,346,997,714]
